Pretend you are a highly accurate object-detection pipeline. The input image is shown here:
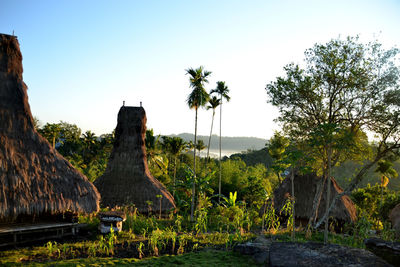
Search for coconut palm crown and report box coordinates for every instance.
[210,81,230,103]
[186,66,211,109]
[207,96,222,111]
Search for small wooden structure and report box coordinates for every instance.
[0,223,80,247]
[98,211,126,234]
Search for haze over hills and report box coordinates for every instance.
[169,133,268,157]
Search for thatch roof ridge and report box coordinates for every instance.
[94,106,175,213]
[0,34,100,221]
[273,172,356,223]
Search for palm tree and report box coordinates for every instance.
[210,81,230,202]
[161,136,173,173]
[146,129,168,175]
[39,123,62,149]
[186,66,211,221]
[375,160,398,207]
[164,136,187,196]
[82,130,98,165]
[206,96,221,164]
[195,139,206,158]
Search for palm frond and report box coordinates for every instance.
[206,96,221,110]
[211,81,230,102]
[186,66,211,109]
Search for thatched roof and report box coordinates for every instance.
[94,106,175,213]
[273,172,356,223]
[0,34,100,222]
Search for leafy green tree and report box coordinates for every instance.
[160,136,173,173]
[352,184,400,227]
[186,66,211,220]
[95,132,114,178]
[161,136,187,196]
[267,131,290,183]
[216,159,247,198]
[268,131,309,239]
[210,81,230,202]
[146,129,168,176]
[57,121,82,157]
[206,96,221,162]
[242,164,274,206]
[266,36,400,239]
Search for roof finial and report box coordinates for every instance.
[140,101,142,107]
[123,100,125,107]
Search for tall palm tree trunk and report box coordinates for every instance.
[291,167,295,240]
[218,99,222,203]
[191,108,198,221]
[173,156,177,197]
[324,146,332,244]
[206,109,215,163]
[381,176,384,208]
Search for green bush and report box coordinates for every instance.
[351,183,400,230]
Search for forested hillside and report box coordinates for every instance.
[171,133,267,153]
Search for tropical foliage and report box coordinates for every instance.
[22,36,400,265]
[266,36,400,240]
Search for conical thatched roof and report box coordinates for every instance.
[0,34,100,222]
[273,172,356,223]
[94,106,176,213]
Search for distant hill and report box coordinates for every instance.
[169,133,268,156]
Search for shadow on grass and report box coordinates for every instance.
[1,249,258,267]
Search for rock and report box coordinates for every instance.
[234,235,271,264]
[365,238,400,266]
[389,204,400,236]
[269,242,392,267]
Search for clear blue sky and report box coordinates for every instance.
[1,0,399,139]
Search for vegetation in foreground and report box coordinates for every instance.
[0,249,258,267]
[1,192,398,266]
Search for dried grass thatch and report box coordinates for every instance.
[94,106,176,213]
[0,34,100,222]
[273,172,356,224]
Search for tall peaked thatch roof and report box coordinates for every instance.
[273,172,356,223]
[0,34,100,222]
[94,106,176,213]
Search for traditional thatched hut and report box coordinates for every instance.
[0,34,100,222]
[273,172,356,226]
[94,106,175,213]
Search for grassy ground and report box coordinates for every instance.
[0,231,257,266]
[264,229,367,248]
[0,249,258,267]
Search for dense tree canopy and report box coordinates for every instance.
[266,36,400,230]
